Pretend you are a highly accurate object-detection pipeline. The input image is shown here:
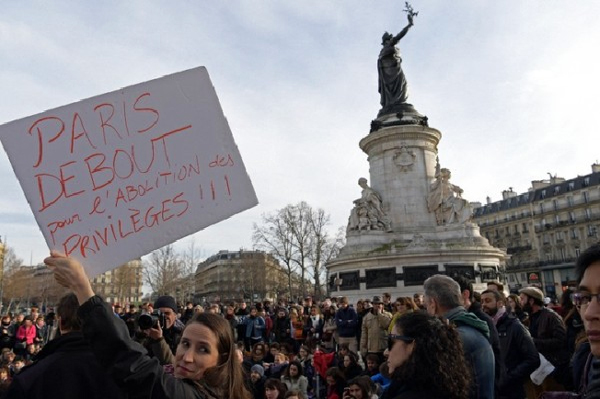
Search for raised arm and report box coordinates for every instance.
[44,250,94,304]
[391,14,414,45]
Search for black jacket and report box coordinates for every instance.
[5,331,127,399]
[78,296,220,399]
[495,312,540,399]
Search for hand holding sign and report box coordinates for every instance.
[1,67,258,276]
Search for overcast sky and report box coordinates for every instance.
[1,1,599,267]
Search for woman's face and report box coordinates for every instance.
[289,364,299,376]
[265,387,280,399]
[348,384,364,399]
[299,348,307,358]
[343,355,351,368]
[387,327,414,374]
[507,297,516,310]
[174,323,220,381]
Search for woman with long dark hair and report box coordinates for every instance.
[45,251,251,399]
[382,312,471,399]
[507,293,529,325]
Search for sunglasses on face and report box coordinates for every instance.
[388,334,414,351]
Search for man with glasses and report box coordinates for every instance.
[572,243,600,397]
[518,286,571,393]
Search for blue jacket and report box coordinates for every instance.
[245,316,266,339]
[335,306,358,338]
[446,307,495,399]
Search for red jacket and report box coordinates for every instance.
[16,324,36,344]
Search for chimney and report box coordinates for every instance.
[593,163,600,173]
[486,196,492,204]
[501,187,518,200]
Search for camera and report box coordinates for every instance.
[138,310,166,330]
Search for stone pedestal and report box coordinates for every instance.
[328,123,506,302]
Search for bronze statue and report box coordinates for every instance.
[375,2,425,125]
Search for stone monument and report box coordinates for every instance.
[327,5,506,301]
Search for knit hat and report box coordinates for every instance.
[519,287,544,302]
[251,364,265,377]
[154,295,177,312]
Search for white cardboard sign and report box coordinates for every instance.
[0,67,258,277]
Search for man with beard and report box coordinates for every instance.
[519,286,571,393]
[481,289,540,399]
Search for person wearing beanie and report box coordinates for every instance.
[250,364,267,399]
[139,295,184,359]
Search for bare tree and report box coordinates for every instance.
[144,245,183,297]
[252,202,343,300]
[179,238,202,304]
[253,208,297,298]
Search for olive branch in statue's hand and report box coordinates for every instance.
[404,2,418,25]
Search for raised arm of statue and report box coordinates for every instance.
[391,20,412,45]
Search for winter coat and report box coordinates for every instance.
[446,306,495,399]
[16,324,36,345]
[5,331,127,399]
[281,375,308,396]
[360,310,392,356]
[529,307,570,368]
[335,306,358,338]
[495,312,540,399]
[274,316,291,343]
[245,315,266,340]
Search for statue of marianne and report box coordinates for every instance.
[378,9,415,112]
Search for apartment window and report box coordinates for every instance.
[540,203,545,213]
[559,247,567,261]
[554,186,561,194]
[555,215,560,224]
[567,196,574,206]
[556,231,564,240]
[584,177,590,187]
[571,228,579,239]
[524,193,530,201]
[570,211,577,222]
[522,223,529,233]
[568,181,575,191]
[541,190,547,199]
[586,208,592,220]
[514,224,519,234]
[553,200,559,211]
[583,191,589,203]
[576,247,581,257]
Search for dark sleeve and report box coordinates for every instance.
[348,309,358,327]
[78,296,202,399]
[504,321,540,386]
[534,312,567,352]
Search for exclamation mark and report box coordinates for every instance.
[224,175,231,198]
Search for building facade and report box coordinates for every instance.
[90,258,144,305]
[473,164,600,297]
[195,250,304,304]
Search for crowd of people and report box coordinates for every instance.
[1,243,600,398]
